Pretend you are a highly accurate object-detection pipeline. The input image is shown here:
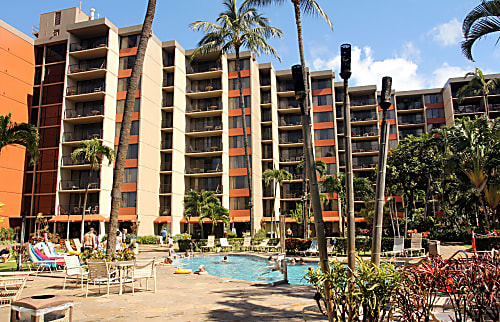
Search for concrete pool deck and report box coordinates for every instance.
[0,244,466,321]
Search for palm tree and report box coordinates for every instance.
[263,167,292,237]
[107,0,157,255]
[183,190,221,238]
[298,159,327,178]
[461,0,500,61]
[190,0,283,237]
[71,138,115,244]
[457,68,500,118]
[201,203,230,235]
[0,112,39,164]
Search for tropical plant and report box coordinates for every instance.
[191,0,282,237]
[183,190,221,238]
[457,68,500,118]
[201,203,230,234]
[0,112,39,164]
[263,167,292,236]
[71,138,115,244]
[461,0,500,61]
[107,0,157,255]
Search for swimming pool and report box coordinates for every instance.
[172,254,317,285]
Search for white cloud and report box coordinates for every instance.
[430,18,462,47]
[430,63,470,88]
[400,41,421,62]
[311,46,425,91]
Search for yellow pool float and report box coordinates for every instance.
[174,267,192,274]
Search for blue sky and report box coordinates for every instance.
[1,0,498,91]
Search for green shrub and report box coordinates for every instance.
[331,237,429,255]
[227,232,237,238]
[476,236,500,251]
[172,233,191,242]
[285,238,311,254]
[137,235,158,244]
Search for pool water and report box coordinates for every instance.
[172,254,316,285]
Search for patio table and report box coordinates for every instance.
[108,261,134,295]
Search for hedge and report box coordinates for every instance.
[137,235,158,244]
[330,237,429,255]
[476,237,500,251]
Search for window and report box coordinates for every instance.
[118,77,142,92]
[123,168,138,183]
[229,135,251,148]
[312,95,333,106]
[426,108,445,119]
[229,96,251,109]
[315,146,335,158]
[230,155,251,168]
[314,128,334,140]
[121,192,137,208]
[230,176,249,189]
[116,99,140,114]
[35,47,44,65]
[312,78,331,90]
[54,12,61,25]
[229,77,250,90]
[115,120,139,136]
[313,111,334,123]
[53,30,60,37]
[424,94,443,104]
[120,34,140,49]
[114,144,138,160]
[119,56,136,70]
[228,59,250,72]
[44,63,65,83]
[326,163,337,175]
[230,197,250,210]
[229,115,251,129]
[427,123,445,131]
[39,105,61,127]
[45,44,66,64]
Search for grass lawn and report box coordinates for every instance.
[0,261,31,272]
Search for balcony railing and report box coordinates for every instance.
[261,111,272,122]
[279,156,304,162]
[260,78,271,86]
[68,59,106,74]
[278,101,300,109]
[187,62,222,74]
[70,37,108,52]
[279,137,303,144]
[454,104,484,114]
[350,98,377,106]
[261,93,272,104]
[279,117,301,126]
[489,103,500,111]
[160,184,172,194]
[61,156,90,166]
[162,119,173,128]
[281,191,302,198]
[161,163,172,171]
[187,83,222,93]
[397,101,423,110]
[63,130,102,142]
[161,140,173,150]
[163,74,174,87]
[65,105,104,119]
[185,185,221,194]
[59,204,99,215]
[398,115,425,125]
[186,145,222,153]
[66,83,105,96]
[60,180,100,190]
[186,104,222,113]
[188,124,222,133]
[186,164,222,174]
[278,81,294,92]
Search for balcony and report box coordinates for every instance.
[69,37,108,59]
[160,184,172,194]
[262,186,274,198]
[61,156,90,167]
[279,115,301,126]
[260,77,271,86]
[261,110,272,122]
[279,135,303,145]
[398,115,425,125]
[186,103,222,113]
[62,130,102,143]
[350,98,377,107]
[279,155,304,163]
[454,104,484,114]
[185,185,222,194]
[163,73,174,88]
[161,162,172,172]
[67,58,107,80]
[261,93,272,104]
[59,180,100,191]
[187,62,222,75]
[281,191,302,199]
[262,128,272,141]
[185,164,222,175]
[278,100,300,110]
[489,103,500,112]
[187,123,222,133]
[64,105,103,122]
[161,140,173,150]
[162,119,173,128]
[277,80,294,92]
[66,82,105,101]
[59,204,99,215]
[397,99,423,110]
[186,144,222,154]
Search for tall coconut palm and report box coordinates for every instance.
[0,112,39,164]
[184,190,221,238]
[107,0,157,255]
[457,68,500,118]
[201,203,230,235]
[71,138,115,245]
[190,0,283,237]
[461,0,500,61]
[263,167,292,237]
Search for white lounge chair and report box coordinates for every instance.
[300,239,319,256]
[73,238,83,252]
[201,235,215,252]
[0,273,29,307]
[405,233,425,256]
[47,241,69,257]
[63,255,88,290]
[383,237,405,257]
[240,237,251,251]
[64,240,81,255]
[251,239,270,252]
[220,238,233,251]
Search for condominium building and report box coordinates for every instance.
[3,7,498,239]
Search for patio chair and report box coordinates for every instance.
[27,244,60,272]
[251,239,270,252]
[35,242,64,259]
[300,239,319,256]
[86,260,119,297]
[73,238,83,252]
[383,237,405,257]
[405,233,425,256]
[201,235,215,252]
[47,241,69,257]
[240,237,251,251]
[64,240,81,256]
[129,258,156,294]
[63,255,88,290]
[220,238,233,251]
[0,273,29,307]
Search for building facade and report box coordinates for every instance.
[2,7,498,238]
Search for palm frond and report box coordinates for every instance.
[300,0,333,30]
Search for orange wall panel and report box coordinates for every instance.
[228,107,250,117]
[316,156,336,163]
[315,139,335,147]
[228,88,251,97]
[119,207,136,216]
[314,122,335,129]
[119,47,138,57]
[230,210,250,217]
[115,112,140,122]
[0,27,34,64]
[312,105,333,112]
[229,189,250,197]
[229,168,248,176]
[117,90,141,100]
[426,102,444,109]
[118,69,132,78]
[125,159,138,168]
[427,117,446,124]
[312,88,332,96]
[114,135,139,145]
[228,70,250,79]
[389,134,398,140]
[121,183,137,192]
[229,147,251,156]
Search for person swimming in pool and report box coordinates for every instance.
[194,265,208,275]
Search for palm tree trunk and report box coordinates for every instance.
[80,167,93,248]
[302,166,308,238]
[235,49,254,236]
[292,3,334,320]
[107,0,156,255]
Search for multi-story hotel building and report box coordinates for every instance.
[2,7,498,238]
